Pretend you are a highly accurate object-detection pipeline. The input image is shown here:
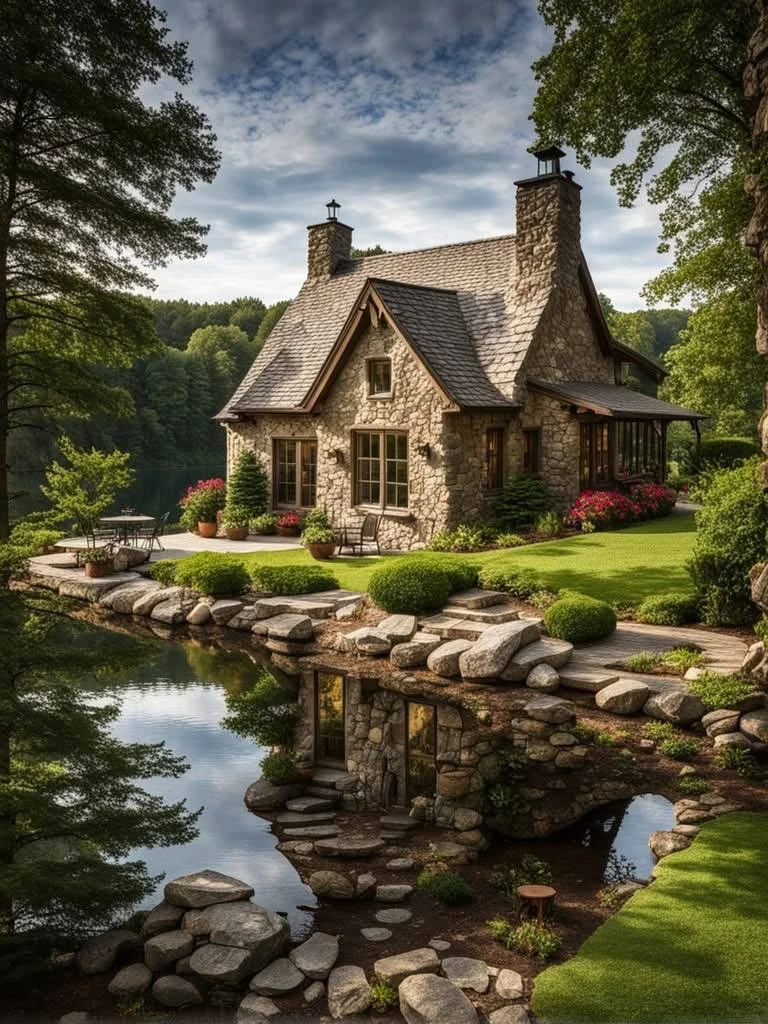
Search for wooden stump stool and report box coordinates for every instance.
[516,884,556,922]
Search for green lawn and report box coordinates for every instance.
[238,511,696,604]
[532,813,768,1023]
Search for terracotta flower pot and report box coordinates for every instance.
[276,525,299,537]
[307,542,335,560]
[84,559,115,579]
[197,521,218,538]
[437,769,472,799]
[224,525,249,541]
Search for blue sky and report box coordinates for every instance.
[153,0,668,311]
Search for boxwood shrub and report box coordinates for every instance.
[544,594,617,643]
[149,559,179,585]
[478,565,541,599]
[249,563,339,595]
[636,591,699,626]
[368,554,477,614]
[174,553,250,596]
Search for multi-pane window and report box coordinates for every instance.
[367,359,392,397]
[522,429,541,475]
[355,430,408,509]
[486,428,504,489]
[274,438,317,507]
[580,419,663,488]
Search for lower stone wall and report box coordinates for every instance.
[520,389,581,509]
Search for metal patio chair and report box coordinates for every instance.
[338,512,382,555]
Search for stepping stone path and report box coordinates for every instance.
[248,958,304,995]
[386,857,415,871]
[428,938,451,952]
[288,932,339,979]
[285,796,334,813]
[441,956,490,993]
[375,884,413,902]
[595,679,651,714]
[327,965,372,1018]
[375,908,412,924]
[374,947,440,986]
[283,825,340,839]
[165,869,254,908]
[490,1008,530,1024]
[314,836,385,858]
[399,974,478,1024]
[361,927,393,942]
[496,968,524,1000]
[273,810,336,825]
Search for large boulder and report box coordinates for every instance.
[141,899,185,938]
[740,708,768,743]
[188,942,260,984]
[112,545,151,572]
[203,903,289,968]
[595,679,651,715]
[378,614,418,644]
[702,709,741,737]
[237,994,281,1022]
[76,929,141,975]
[99,580,160,613]
[495,968,524,1000]
[264,613,314,642]
[210,598,244,624]
[339,627,391,656]
[391,633,443,668]
[249,958,305,995]
[374,947,440,987]
[186,602,211,625]
[714,731,752,750]
[441,956,490,993]
[144,930,194,972]
[489,1008,530,1024]
[459,621,540,679]
[289,931,339,979]
[107,963,153,998]
[427,639,475,678]
[164,869,254,908]
[526,663,560,692]
[244,778,304,811]
[151,975,204,1008]
[649,830,692,858]
[308,870,356,899]
[133,586,183,616]
[501,638,573,682]
[524,695,576,725]
[643,690,706,725]
[327,965,371,1019]
[399,973,478,1024]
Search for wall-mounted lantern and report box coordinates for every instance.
[326,447,344,464]
[415,442,431,459]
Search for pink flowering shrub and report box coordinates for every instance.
[630,482,677,517]
[276,511,302,530]
[179,477,227,528]
[569,483,677,531]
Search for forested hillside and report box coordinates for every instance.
[10,296,289,477]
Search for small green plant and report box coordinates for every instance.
[754,616,768,643]
[259,749,298,785]
[490,855,553,899]
[641,720,675,743]
[688,672,757,711]
[715,746,761,778]
[659,737,699,761]
[300,506,335,546]
[174,553,250,596]
[544,594,617,643]
[429,522,495,552]
[677,775,710,795]
[369,982,399,1012]
[477,565,541,599]
[496,531,526,548]
[529,589,559,610]
[636,591,699,626]
[535,511,563,537]
[417,869,473,906]
[251,512,278,535]
[488,918,561,960]
[496,475,553,530]
[9,521,64,555]
[148,559,179,585]
[250,563,339,595]
[624,651,663,673]
[661,647,706,674]
[220,504,251,530]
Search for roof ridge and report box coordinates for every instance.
[370,277,459,296]
[342,232,516,265]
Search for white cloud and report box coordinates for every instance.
[146,0,669,311]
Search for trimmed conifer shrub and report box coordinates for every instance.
[226,451,268,518]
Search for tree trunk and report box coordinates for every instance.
[745,1,768,475]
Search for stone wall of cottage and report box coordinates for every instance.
[519,391,582,508]
[442,412,520,526]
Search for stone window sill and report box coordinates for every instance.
[353,506,413,521]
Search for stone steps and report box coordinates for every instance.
[283,824,340,839]
[441,603,519,624]
[304,786,343,804]
[285,796,335,813]
[311,767,357,790]
[446,588,508,610]
[379,813,419,832]
[273,810,337,826]
[558,665,620,692]
[419,615,488,641]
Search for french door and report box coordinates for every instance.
[315,672,345,765]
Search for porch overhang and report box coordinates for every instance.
[527,378,706,422]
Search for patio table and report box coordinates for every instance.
[99,514,155,545]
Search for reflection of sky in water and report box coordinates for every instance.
[102,644,315,937]
[575,792,676,880]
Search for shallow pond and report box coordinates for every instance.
[85,640,316,937]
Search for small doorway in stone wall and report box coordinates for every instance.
[315,671,346,766]
[406,701,437,802]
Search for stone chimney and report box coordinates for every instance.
[514,147,581,290]
[307,199,353,281]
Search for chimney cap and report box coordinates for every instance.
[532,145,566,176]
[326,198,341,221]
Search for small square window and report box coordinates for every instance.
[368,359,391,397]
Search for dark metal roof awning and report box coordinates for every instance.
[527,378,706,420]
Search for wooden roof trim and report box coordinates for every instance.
[527,379,703,421]
[302,278,459,412]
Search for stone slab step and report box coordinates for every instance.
[441,603,518,624]
[304,786,343,803]
[379,815,419,832]
[310,590,364,608]
[314,836,386,858]
[446,588,509,610]
[285,796,335,813]
[273,811,337,826]
[254,596,337,620]
[419,615,488,641]
[311,767,358,790]
[283,825,340,839]
[558,665,620,693]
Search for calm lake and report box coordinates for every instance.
[84,639,316,938]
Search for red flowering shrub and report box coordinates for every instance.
[179,478,227,528]
[568,490,641,530]
[276,511,301,530]
[630,483,677,517]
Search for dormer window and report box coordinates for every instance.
[367,358,392,398]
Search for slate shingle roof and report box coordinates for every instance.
[527,379,705,419]
[220,235,517,417]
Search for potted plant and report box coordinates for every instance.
[300,507,336,559]
[179,478,226,538]
[221,505,250,541]
[275,510,301,537]
[81,547,115,578]
[251,512,278,535]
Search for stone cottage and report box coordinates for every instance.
[219,147,703,550]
